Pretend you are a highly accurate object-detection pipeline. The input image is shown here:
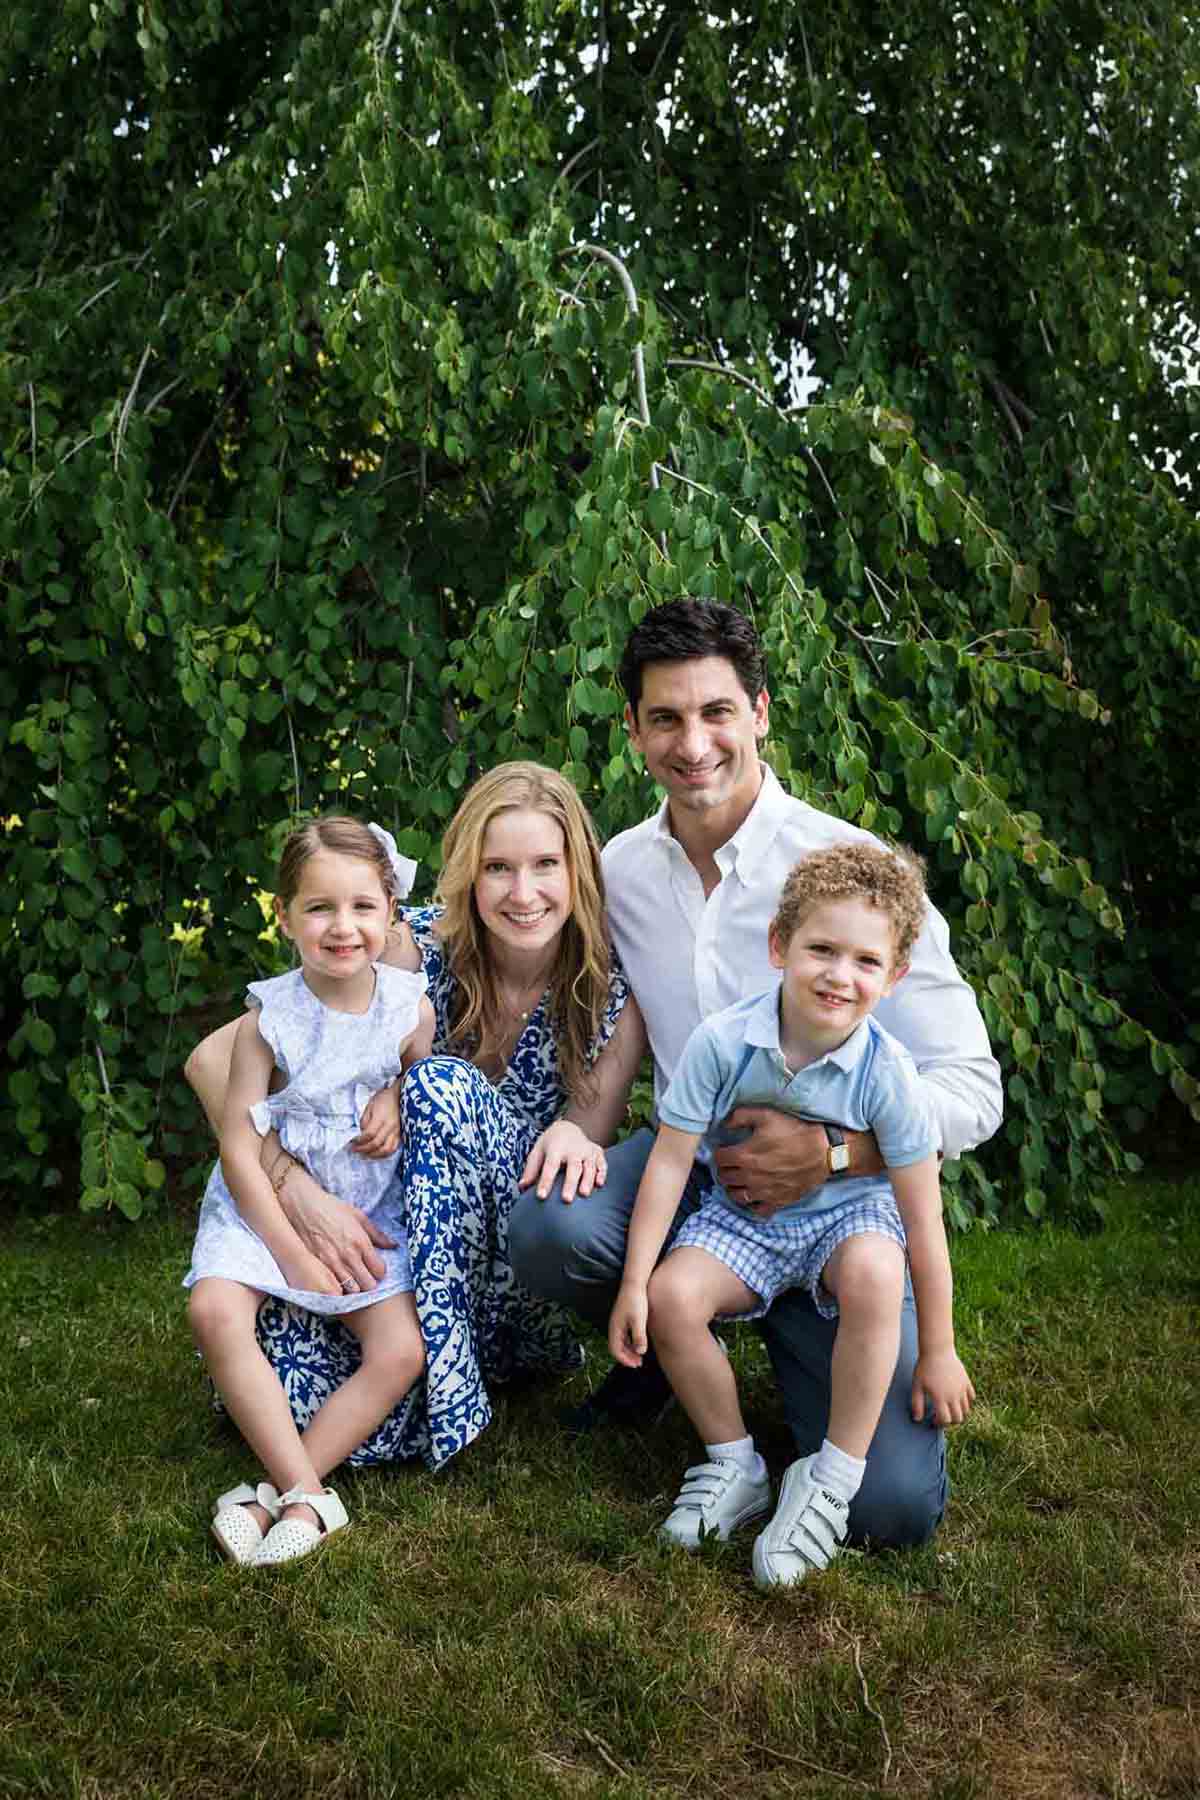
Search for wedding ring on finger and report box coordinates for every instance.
[340,1278,358,1295]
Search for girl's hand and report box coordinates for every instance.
[520,1120,608,1203]
[277,1247,344,1298]
[351,1083,402,1158]
[607,1282,649,1369]
[911,1348,976,1426]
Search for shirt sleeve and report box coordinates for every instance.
[658,1023,728,1136]
[875,900,1003,1160]
[864,1042,941,1170]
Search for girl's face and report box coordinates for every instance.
[275,850,391,997]
[473,808,572,960]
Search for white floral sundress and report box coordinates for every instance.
[184,962,428,1312]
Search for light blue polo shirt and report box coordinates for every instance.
[658,989,940,1220]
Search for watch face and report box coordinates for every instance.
[829,1144,851,1173]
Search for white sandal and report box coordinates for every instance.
[211,1481,282,1565]
[252,1486,349,1567]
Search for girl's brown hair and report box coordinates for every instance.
[434,763,611,1100]
[276,816,395,907]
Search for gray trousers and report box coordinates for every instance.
[508,1128,947,1549]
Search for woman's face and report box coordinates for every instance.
[473,808,572,959]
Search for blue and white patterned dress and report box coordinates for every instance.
[254,905,629,1469]
[185,963,429,1310]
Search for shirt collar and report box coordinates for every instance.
[651,762,791,878]
[744,991,873,1072]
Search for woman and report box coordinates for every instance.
[185,763,645,1471]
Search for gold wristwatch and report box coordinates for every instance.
[824,1124,851,1176]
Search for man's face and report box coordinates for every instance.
[626,655,769,821]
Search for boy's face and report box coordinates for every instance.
[769,896,906,1049]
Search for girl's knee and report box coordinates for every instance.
[188,1280,250,1349]
[365,1329,425,1398]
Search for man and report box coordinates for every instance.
[507,599,1001,1550]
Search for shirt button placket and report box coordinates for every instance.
[694,858,730,1019]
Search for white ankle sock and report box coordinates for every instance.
[706,1436,766,1481]
[810,1438,866,1503]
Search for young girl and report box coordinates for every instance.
[184,816,434,1567]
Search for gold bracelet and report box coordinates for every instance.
[268,1150,296,1195]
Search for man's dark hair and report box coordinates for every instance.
[618,599,767,713]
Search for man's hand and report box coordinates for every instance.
[278,1169,394,1293]
[713,1107,834,1219]
[911,1349,975,1427]
[351,1083,402,1158]
[520,1119,608,1203]
[608,1281,649,1368]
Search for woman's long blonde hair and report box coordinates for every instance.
[434,763,611,1100]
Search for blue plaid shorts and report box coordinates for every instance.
[671,1192,907,1322]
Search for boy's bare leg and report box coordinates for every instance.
[648,1247,760,1445]
[300,1294,425,1478]
[821,1233,906,1458]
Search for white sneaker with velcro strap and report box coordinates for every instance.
[658,1457,772,1550]
[752,1453,849,1588]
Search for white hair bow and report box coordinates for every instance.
[367,823,419,900]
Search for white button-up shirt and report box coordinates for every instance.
[602,765,1002,1160]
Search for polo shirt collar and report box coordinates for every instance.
[744,989,872,1072]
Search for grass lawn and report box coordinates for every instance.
[1,1176,1197,1800]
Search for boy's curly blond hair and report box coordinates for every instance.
[770,840,928,967]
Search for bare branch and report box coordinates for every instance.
[554,136,600,193]
[667,357,777,411]
[379,0,403,58]
[835,614,886,680]
[987,374,1024,445]
[143,375,186,415]
[113,343,153,468]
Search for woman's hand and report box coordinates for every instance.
[351,1083,402,1158]
[519,1119,608,1203]
[277,1163,395,1293]
[276,1246,345,1298]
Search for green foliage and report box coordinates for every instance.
[2,1,1197,1221]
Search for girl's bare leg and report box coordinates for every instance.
[821,1234,907,1459]
[300,1295,425,1478]
[648,1247,759,1446]
[189,1277,327,1527]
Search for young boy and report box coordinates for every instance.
[608,841,975,1587]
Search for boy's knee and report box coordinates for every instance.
[646,1259,698,1334]
[827,1235,904,1316]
